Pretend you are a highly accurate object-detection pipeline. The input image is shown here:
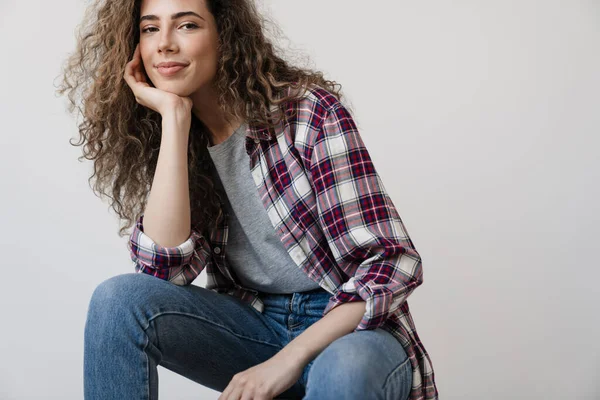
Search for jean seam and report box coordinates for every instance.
[142,327,150,400]
[143,311,283,349]
[381,355,411,395]
[305,299,327,316]
[248,305,289,345]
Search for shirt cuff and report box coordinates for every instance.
[128,214,196,270]
[323,277,396,331]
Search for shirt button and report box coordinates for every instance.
[213,247,221,254]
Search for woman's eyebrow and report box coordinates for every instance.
[140,11,205,23]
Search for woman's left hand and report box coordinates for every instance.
[218,354,305,400]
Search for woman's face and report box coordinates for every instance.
[138,0,219,97]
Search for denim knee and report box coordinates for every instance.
[303,330,412,400]
[86,272,165,330]
[305,336,381,397]
[89,273,148,310]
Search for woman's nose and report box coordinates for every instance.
[158,30,178,53]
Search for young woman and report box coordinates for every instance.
[57,0,438,399]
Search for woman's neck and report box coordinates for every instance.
[190,86,244,145]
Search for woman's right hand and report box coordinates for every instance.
[123,43,193,119]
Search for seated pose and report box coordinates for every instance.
[58,0,438,399]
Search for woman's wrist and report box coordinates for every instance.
[161,111,191,136]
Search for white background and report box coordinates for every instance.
[0,0,598,399]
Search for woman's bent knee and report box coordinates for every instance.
[85,273,170,340]
[90,273,145,307]
[86,272,172,323]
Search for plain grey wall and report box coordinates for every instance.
[0,0,598,399]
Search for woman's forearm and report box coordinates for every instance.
[275,301,367,367]
[142,114,192,247]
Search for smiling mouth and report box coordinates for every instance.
[157,65,188,77]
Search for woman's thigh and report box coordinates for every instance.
[303,328,413,400]
[86,272,305,398]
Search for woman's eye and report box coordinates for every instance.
[141,23,198,33]
[181,23,198,30]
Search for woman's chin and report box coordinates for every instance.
[155,83,190,97]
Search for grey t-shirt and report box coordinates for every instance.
[206,123,321,294]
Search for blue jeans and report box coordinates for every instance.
[84,272,412,399]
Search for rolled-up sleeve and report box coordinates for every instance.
[127,214,209,285]
[309,103,424,332]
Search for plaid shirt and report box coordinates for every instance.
[128,85,438,399]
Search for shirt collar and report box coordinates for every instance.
[245,123,273,141]
[244,101,282,141]
[244,87,298,141]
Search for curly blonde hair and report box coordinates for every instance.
[55,0,345,238]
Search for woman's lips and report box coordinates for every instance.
[157,65,187,77]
